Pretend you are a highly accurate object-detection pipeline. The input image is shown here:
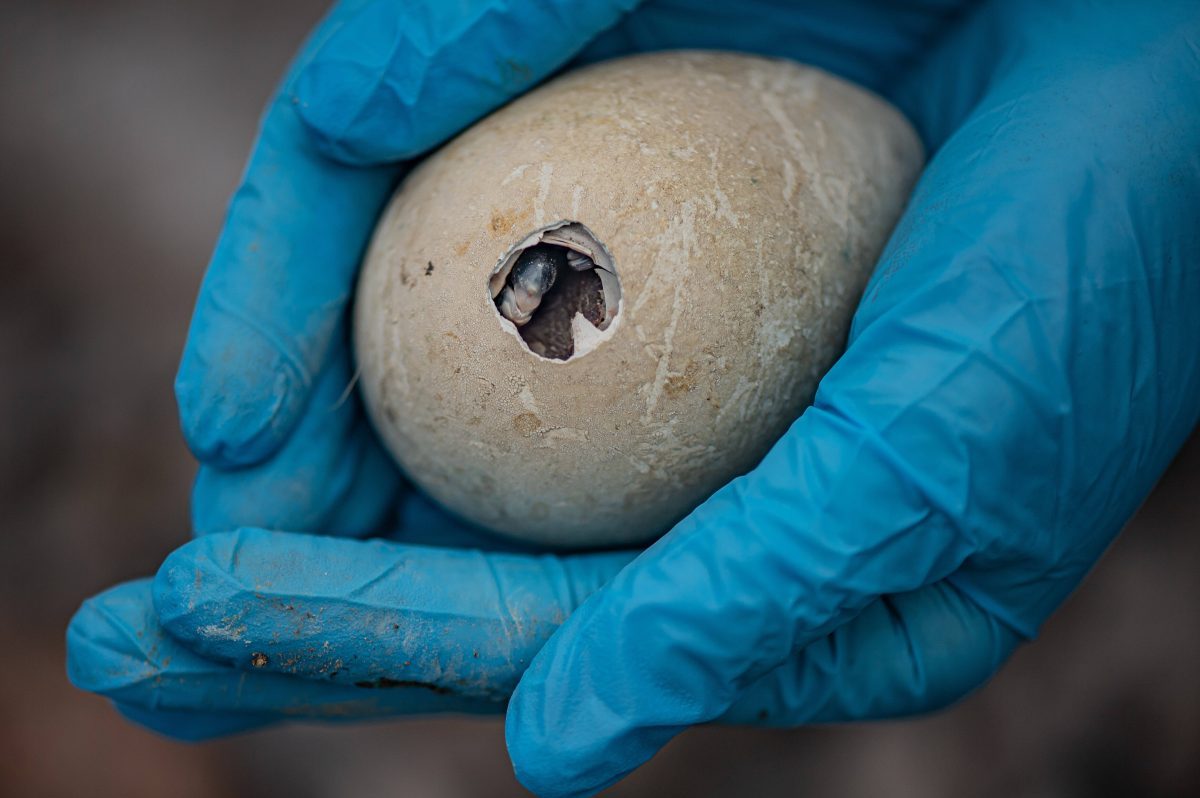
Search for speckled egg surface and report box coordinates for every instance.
[354,51,923,548]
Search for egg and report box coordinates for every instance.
[354,51,923,548]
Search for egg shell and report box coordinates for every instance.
[354,51,923,548]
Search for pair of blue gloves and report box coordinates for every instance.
[67,1,1200,796]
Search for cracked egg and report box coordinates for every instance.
[354,51,923,548]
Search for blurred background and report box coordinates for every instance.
[1,2,1197,796]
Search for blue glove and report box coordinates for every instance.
[66,1,1200,796]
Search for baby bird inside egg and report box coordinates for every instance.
[490,222,621,360]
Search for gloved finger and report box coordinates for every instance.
[67,579,500,723]
[93,580,1014,742]
[721,580,1020,727]
[191,345,401,538]
[175,1,399,469]
[573,0,977,99]
[152,528,635,699]
[505,2,1200,793]
[293,0,643,165]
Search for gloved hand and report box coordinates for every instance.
[67,0,1200,796]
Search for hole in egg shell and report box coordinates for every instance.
[489,221,622,361]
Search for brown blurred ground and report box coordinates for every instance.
[0,2,1197,796]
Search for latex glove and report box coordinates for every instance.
[66,1,1200,796]
[70,0,976,718]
